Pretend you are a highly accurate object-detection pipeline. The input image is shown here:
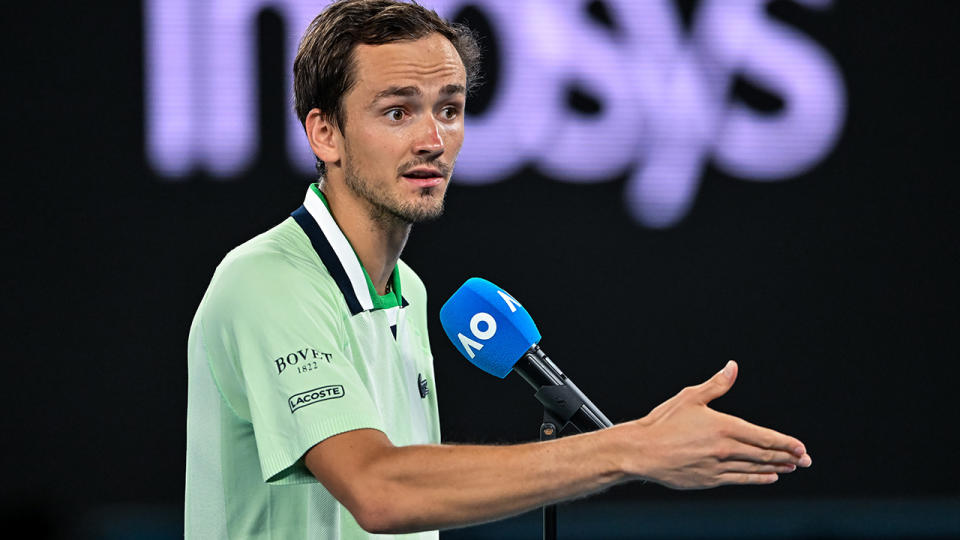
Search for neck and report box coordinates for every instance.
[320,179,411,296]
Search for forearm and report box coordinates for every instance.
[317,428,628,534]
[309,362,813,533]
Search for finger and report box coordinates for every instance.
[722,462,797,474]
[691,360,738,404]
[728,416,807,456]
[716,472,779,486]
[720,441,807,466]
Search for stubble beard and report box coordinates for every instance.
[343,150,449,226]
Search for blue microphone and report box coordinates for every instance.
[440,278,612,432]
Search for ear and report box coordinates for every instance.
[305,108,342,166]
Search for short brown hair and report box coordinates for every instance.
[294,0,481,176]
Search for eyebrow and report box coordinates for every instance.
[373,86,421,102]
[440,84,466,96]
[371,84,466,104]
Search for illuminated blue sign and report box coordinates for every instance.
[145,0,845,227]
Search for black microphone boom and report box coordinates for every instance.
[513,344,613,433]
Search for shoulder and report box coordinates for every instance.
[200,219,345,323]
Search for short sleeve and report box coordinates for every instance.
[199,249,385,485]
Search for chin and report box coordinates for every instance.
[403,196,445,223]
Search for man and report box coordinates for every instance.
[185,1,813,538]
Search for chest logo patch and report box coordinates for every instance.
[417,373,429,399]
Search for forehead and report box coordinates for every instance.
[350,33,466,96]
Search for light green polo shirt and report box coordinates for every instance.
[185,185,440,539]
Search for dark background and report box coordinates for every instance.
[3,0,958,538]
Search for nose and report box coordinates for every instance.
[413,116,444,159]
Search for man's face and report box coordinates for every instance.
[337,33,466,223]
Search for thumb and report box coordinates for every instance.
[695,360,738,404]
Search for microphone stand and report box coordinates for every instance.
[539,410,562,540]
[515,345,612,540]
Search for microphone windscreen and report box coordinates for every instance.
[439,278,542,378]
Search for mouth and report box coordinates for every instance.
[400,167,445,188]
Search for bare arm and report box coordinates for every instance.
[304,361,812,533]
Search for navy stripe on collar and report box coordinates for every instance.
[291,205,365,315]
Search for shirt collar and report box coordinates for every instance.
[290,184,405,315]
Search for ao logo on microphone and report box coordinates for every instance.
[145,0,845,228]
[457,290,521,359]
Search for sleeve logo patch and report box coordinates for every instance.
[288,385,344,413]
[275,348,333,375]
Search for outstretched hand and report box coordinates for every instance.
[621,360,812,489]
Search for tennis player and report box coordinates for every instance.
[185,1,812,538]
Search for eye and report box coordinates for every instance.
[440,105,460,120]
[386,108,406,122]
